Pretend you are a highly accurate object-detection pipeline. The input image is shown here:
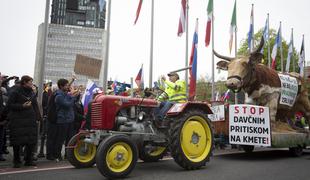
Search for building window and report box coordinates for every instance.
[77,20,85,26]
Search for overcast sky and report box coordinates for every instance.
[1,0,310,86]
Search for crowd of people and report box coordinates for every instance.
[0,74,93,168]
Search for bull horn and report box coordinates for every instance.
[254,36,265,53]
[213,50,234,62]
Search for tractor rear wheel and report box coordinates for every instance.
[139,143,167,162]
[96,135,138,179]
[169,110,213,170]
[66,134,97,168]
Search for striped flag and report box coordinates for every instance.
[229,0,237,54]
[177,0,187,36]
[205,0,213,47]
[285,29,294,72]
[271,24,282,69]
[189,19,198,100]
[81,80,98,113]
[261,16,269,53]
[135,64,144,89]
[247,5,254,52]
[134,0,143,24]
[298,36,305,76]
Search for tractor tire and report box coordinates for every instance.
[241,145,254,153]
[96,134,138,179]
[66,134,97,168]
[139,143,167,162]
[169,109,213,170]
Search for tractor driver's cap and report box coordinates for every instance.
[167,72,179,80]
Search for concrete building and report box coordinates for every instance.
[34,23,106,86]
[51,0,106,29]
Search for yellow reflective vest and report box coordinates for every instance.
[158,80,187,103]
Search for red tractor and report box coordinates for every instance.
[66,94,214,179]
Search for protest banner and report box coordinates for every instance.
[74,54,102,78]
[208,105,225,122]
[229,104,271,147]
[278,74,298,107]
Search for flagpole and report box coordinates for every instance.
[38,0,50,105]
[185,0,189,95]
[234,1,238,104]
[292,28,295,72]
[251,4,254,50]
[102,0,112,93]
[280,21,283,72]
[149,0,154,88]
[267,13,271,68]
[211,1,215,101]
[303,34,306,79]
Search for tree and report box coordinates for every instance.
[238,28,300,72]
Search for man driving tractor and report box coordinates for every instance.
[156,72,187,121]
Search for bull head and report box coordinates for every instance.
[214,37,264,91]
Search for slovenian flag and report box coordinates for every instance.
[189,19,198,101]
[247,5,254,52]
[205,0,213,47]
[134,0,143,25]
[261,15,269,53]
[177,0,187,36]
[135,64,144,89]
[271,24,282,69]
[81,80,98,113]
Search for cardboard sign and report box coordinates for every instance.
[74,54,102,78]
[278,74,298,107]
[229,104,271,147]
[208,105,225,122]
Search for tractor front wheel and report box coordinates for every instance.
[96,135,138,179]
[66,134,97,168]
[169,110,213,170]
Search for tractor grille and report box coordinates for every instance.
[91,102,103,129]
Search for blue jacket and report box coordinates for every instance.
[55,90,75,124]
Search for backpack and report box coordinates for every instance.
[47,92,57,124]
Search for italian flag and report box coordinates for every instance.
[229,0,237,54]
[205,0,213,47]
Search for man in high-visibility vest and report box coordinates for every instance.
[156,72,187,121]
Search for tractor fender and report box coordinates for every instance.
[66,130,95,149]
[166,101,213,117]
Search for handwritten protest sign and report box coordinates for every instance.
[208,105,225,122]
[229,104,271,147]
[278,74,298,107]
[74,54,102,78]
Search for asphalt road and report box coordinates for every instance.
[1,149,310,180]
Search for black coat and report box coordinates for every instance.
[7,86,40,146]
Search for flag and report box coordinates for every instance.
[247,5,254,52]
[261,16,269,53]
[81,80,98,113]
[112,80,118,94]
[271,24,282,69]
[205,0,213,47]
[134,0,143,24]
[177,0,187,36]
[135,64,144,89]
[220,89,230,101]
[229,0,237,54]
[285,30,294,72]
[189,19,198,101]
[298,36,305,76]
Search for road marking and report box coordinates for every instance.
[0,165,74,175]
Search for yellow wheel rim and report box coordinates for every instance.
[180,116,212,162]
[73,140,96,163]
[149,147,166,156]
[106,142,133,173]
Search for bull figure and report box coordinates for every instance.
[214,37,310,130]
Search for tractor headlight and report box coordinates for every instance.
[138,112,145,121]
